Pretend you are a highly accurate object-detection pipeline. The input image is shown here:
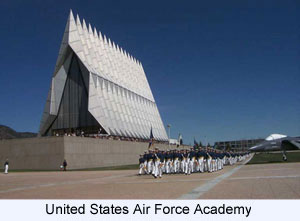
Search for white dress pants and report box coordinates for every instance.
[4,165,8,174]
[139,163,145,175]
[207,158,212,172]
[198,158,204,172]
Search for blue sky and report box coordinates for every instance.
[0,0,299,145]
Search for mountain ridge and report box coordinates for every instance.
[0,125,37,139]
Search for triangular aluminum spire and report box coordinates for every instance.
[93,27,98,38]
[103,35,107,44]
[98,31,103,41]
[82,19,88,31]
[76,14,81,26]
[69,9,74,20]
[76,15,82,28]
[53,9,76,75]
[88,23,93,34]
[108,38,112,47]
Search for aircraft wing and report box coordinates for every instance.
[282,139,300,150]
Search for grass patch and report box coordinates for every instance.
[6,169,57,173]
[6,164,139,173]
[75,164,138,171]
[247,151,300,165]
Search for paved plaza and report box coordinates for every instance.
[0,162,299,199]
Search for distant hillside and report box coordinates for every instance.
[0,125,37,139]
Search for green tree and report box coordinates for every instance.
[225,143,231,151]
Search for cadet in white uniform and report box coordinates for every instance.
[147,150,154,175]
[165,150,172,174]
[183,150,190,175]
[206,149,212,173]
[173,150,180,173]
[4,159,9,174]
[197,149,205,173]
[189,148,196,174]
[153,148,164,178]
[142,151,148,174]
[138,155,146,175]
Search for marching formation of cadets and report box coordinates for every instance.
[138,147,250,178]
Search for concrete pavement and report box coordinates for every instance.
[0,162,299,199]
